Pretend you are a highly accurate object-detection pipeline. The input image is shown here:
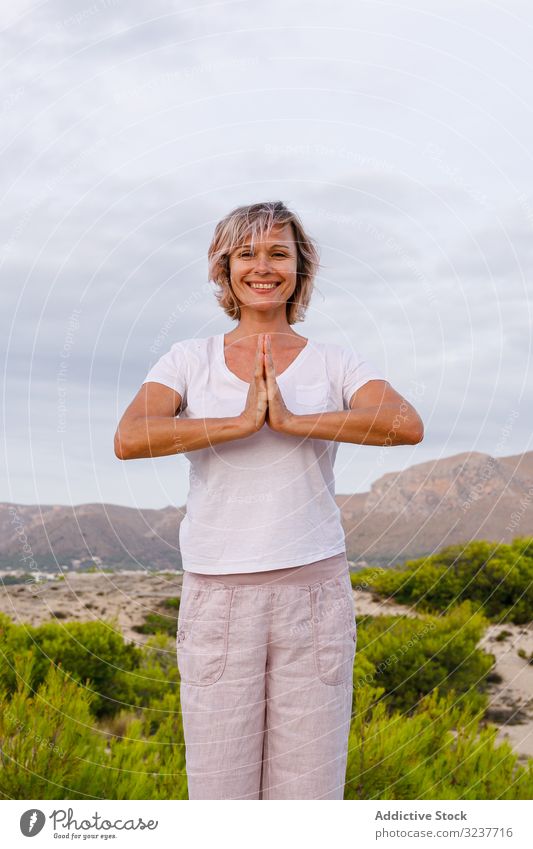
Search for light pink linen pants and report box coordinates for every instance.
[176,551,356,800]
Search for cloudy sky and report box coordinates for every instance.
[2,0,532,511]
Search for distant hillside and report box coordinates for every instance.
[1,502,186,571]
[2,450,532,571]
[339,450,533,564]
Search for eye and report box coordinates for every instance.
[237,250,288,258]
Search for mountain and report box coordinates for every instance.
[1,502,186,571]
[339,450,533,564]
[2,450,532,571]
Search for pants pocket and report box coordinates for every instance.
[309,574,357,686]
[176,584,233,686]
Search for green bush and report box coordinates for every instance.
[0,614,531,799]
[0,613,141,718]
[126,632,180,717]
[162,597,180,610]
[90,690,188,800]
[353,537,533,623]
[354,601,493,714]
[133,612,177,637]
[495,630,513,642]
[131,597,180,637]
[346,683,533,799]
[0,647,188,800]
[517,648,533,665]
[0,651,97,798]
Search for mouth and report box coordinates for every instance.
[245,281,282,290]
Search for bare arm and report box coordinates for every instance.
[113,383,249,459]
[114,335,269,460]
[274,380,424,446]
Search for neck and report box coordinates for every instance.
[226,309,298,343]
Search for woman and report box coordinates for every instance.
[114,200,424,800]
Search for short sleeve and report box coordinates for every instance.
[142,342,187,401]
[342,345,386,409]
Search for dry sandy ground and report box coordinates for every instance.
[0,572,181,645]
[1,571,532,762]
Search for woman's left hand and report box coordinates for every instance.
[264,334,296,432]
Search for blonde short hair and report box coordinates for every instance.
[208,200,321,324]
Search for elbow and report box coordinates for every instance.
[114,429,133,460]
[114,417,148,460]
[408,419,425,445]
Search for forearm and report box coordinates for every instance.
[115,415,250,459]
[282,403,423,446]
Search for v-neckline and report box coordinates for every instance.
[218,333,311,387]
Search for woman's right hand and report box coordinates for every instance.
[238,333,268,434]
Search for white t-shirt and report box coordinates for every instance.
[142,333,386,574]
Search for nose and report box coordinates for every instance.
[252,253,272,272]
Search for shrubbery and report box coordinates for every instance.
[353,601,493,715]
[0,648,187,799]
[1,629,531,800]
[353,537,533,623]
[0,613,141,717]
[346,684,533,799]
[132,598,180,636]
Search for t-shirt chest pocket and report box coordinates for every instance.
[294,381,330,411]
[183,383,246,419]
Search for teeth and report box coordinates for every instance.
[249,283,279,289]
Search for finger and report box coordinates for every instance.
[263,350,270,386]
[261,333,268,379]
[254,333,265,378]
[264,333,275,376]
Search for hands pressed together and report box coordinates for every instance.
[240,333,296,435]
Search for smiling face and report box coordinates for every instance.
[228,222,298,312]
